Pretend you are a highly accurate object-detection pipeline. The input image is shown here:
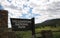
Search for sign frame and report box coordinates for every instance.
[10,18,34,31]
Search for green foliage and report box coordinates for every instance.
[16,31,32,38]
[53,32,60,38]
[16,26,60,38]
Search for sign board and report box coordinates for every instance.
[10,18,34,31]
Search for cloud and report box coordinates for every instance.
[4,7,22,28]
[46,1,60,19]
[1,0,60,28]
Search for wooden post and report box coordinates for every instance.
[41,30,53,38]
[0,10,8,38]
[31,18,35,38]
[0,10,8,31]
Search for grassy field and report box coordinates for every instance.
[35,26,60,33]
[16,26,60,38]
[35,26,60,38]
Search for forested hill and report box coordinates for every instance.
[35,18,60,27]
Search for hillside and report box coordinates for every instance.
[35,18,60,28]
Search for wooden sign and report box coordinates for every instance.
[10,18,34,31]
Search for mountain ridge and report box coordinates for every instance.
[35,18,60,27]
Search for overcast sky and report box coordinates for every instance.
[0,0,60,28]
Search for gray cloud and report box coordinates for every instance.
[47,1,60,15]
